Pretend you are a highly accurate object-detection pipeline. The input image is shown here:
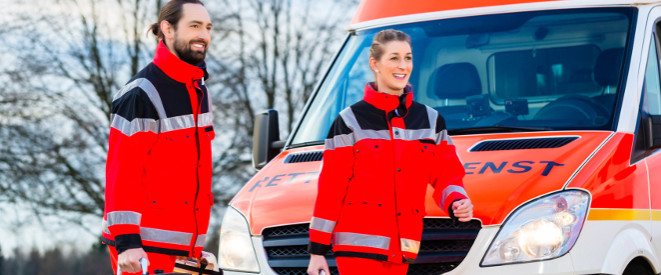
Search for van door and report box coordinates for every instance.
[641,14,661,257]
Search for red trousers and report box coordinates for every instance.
[336,257,409,275]
[109,246,177,274]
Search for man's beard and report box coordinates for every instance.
[173,35,207,65]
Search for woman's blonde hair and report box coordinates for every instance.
[369,29,411,61]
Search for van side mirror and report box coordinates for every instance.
[643,114,661,149]
[252,109,285,170]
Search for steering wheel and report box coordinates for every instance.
[533,95,610,125]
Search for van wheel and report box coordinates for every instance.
[622,258,654,275]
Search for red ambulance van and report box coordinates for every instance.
[218,0,661,274]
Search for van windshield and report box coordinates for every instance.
[290,8,634,146]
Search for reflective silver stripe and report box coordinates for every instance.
[392,127,435,141]
[426,106,438,131]
[160,114,196,133]
[110,114,159,136]
[141,227,193,246]
[325,134,355,150]
[339,108,390,140]
[207,92,213,114]
[195,234,207,247]
[107,211,142,226]
[354,129,391,141]
[436,129,453,145]
[198,112,214,128]
[400,238,421,254]
[333,232,390,250]
[114,78,167,119]
[339,108,360,131]
[102,219,110,234]
[441,185,468,208]
[310,217,336,234]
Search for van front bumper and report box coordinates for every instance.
[223,227,598,275]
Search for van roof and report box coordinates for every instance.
[350,0,660,28]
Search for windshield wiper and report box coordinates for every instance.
[287,140,324,149]
[448,126,550,135]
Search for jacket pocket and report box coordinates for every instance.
[353,140,385,178]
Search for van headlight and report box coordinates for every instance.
[219,207,260,273]
[481,190,590,266]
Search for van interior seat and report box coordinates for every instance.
[592,47,624,109]
[594,47,625,88]
[431,62,482,100]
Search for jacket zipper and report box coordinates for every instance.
[386,111,402,261]
[191,80,204,255]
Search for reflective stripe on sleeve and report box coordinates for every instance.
[441,185,468,208]
[400,238,421,254]
[436,129,454,145]
[310,217,336,234]
[195,234,207,247]
[102,222,206,248]
[110,114,159,136]
[333,232,390,250]
[107,211,142,226]
[325,134,355,150]
[141,227,193,246]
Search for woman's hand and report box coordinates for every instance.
[307,254,330,275]
[452,199,474,222]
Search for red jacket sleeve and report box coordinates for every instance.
[430,114,469,214]
[105,90,159,253]
[308,115,354,255]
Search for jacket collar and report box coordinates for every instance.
[363,82,413,111]
[153,40,208,84]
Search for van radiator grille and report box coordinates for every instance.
[470,137,578,151]
[284,151,323,163]
[261,219,481,275]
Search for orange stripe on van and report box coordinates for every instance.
[351,0,559,25]
[587,209,651,221]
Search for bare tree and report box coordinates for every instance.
[0,0,357,246]
[0,0,163,228]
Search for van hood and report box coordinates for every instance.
[231,131,613,234]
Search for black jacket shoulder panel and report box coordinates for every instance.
[327,111,354,139]
[111,88,160,121]
[402,102,432,130]
[147,64,193,118]
[350,100,389,131]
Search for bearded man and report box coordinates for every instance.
[101,0,216,273]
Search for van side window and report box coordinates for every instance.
[644,35,661,115]
[633,28,661,161]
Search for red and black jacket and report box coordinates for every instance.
[102,41,214,258]
[308,83,468,263]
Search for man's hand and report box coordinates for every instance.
[307,254,330,275]
[452,199,474,222]
[118,248,148,273]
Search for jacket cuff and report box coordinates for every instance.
[115,234,143,254]
[308,242,331,255]
[447,199,463,221]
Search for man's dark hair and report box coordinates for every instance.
[148,0,205,41]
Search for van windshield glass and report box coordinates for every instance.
[290,8,633,146]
